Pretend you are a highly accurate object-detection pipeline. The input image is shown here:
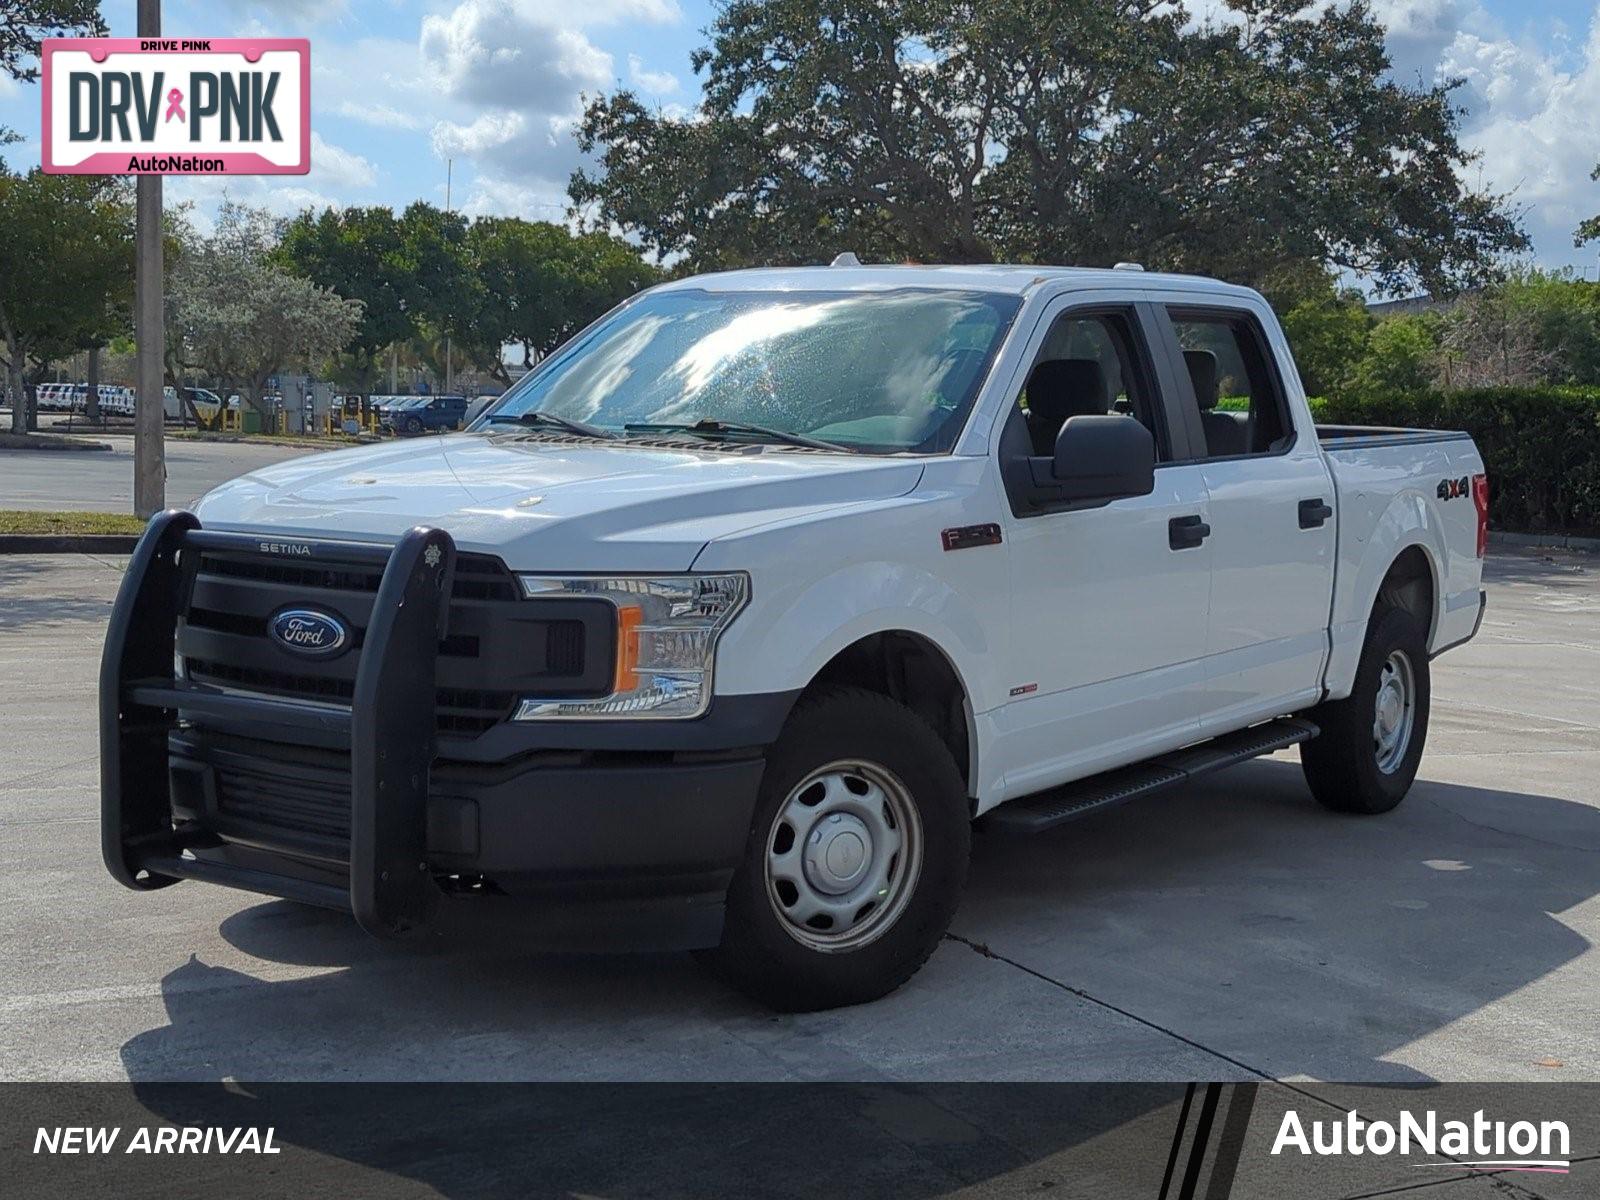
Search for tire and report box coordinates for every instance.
[1300,602,1431,814]
[701,686,970,1011]
[404,416,423,434]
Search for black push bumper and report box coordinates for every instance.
[100,512,773,949]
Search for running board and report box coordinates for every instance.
[985,717,1319,834]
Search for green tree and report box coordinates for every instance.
[169,202,363,419]
[468,218,661,377]
[1278,282,1373,398]
[1498,269,1600,386]
[1,1,105,149]
[0,167,133,432]
[1352,313,1440,398]
[572,0,1524,293]
[277,206,419,391]
[397,201,480,374]
[1577,162,1600,248]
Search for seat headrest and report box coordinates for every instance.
[1027,358,1110,429]
[1184,350,1219,411]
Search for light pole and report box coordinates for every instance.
[133,0,166,517]
[444,158,453,396]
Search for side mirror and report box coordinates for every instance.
[1049,414,1156,505]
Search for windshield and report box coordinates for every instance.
[476,288,1021,453]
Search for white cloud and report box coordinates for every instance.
[1445,15,1600,250]
[415,0,684,215]
[310,131,378,189]
[334,101,425,132]
[165,177,349,228]
[312,36,441,134]
[420,1,612,112]
[628,54,681,95]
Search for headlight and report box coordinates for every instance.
[513,573,749,719]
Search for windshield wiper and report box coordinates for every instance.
[483,410,615,439]
[622,418,850,453]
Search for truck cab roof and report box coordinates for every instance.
[652,263,1265,302]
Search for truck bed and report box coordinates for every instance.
[1318,425,1486,701]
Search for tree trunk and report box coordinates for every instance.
[5,358,24,435]
[85,346,102,422]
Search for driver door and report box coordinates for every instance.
[993,299,1214,798]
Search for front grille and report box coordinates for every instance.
[215,757,351,844]
[176,546,612,739]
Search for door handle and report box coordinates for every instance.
[1298,498,1333,529]
[1169,514,1211,550]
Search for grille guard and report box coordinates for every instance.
[100,510,457,938]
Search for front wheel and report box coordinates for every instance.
[701,686,970,1011]
[1300,603,1431,814]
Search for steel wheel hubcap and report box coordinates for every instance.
[1372,650,1416,774]
[764,759,923,952]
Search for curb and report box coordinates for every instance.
[1489,530,1600,555]
[0,534,140,554]
[0,435,113,452]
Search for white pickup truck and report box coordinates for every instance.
[101,264,1488,1010]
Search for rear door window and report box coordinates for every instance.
[1164,310,1293,459]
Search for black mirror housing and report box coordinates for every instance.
[1021,414,1155,506]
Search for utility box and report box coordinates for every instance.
[282,377,306,435]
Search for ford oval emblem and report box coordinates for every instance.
[269,608,350,658]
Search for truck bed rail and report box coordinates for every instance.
[1316,425,1473,450]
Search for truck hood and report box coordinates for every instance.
[192,432,926,571]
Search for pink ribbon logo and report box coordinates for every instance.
[164,88,185,123]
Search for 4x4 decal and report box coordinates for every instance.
[1437,476,1471,501]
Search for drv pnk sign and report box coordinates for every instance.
[41,39,309,175]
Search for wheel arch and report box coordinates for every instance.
[1375,544,1438,639]
[802,630,978,802]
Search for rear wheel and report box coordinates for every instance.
[1300,603,1430,814]
[702,687,969,1011]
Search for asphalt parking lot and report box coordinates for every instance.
[1,434,316,511]
[1,548,1595,1084]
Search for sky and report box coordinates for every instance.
[2,0,1599,281]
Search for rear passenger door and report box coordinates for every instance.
[1152,304,1337,733]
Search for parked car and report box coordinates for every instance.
[367,394,415,423]
[382,394,470,434]
[37,382,73,412]
[164,386,223,422]
[40,383,136,416]
[100,264,1488,1011]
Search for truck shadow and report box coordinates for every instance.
[959,756,1597,1083]
[120,759,1595,1090]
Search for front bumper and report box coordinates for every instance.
[100,512,785,950]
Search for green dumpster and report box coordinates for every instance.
[240,408,262,434]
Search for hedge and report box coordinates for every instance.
[1319,388,1600,536]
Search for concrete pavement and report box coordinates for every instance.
[0,549,1595,1082]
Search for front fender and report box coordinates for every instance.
[712,558,995,707]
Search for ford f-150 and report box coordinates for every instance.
[101,263,1489,1010]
